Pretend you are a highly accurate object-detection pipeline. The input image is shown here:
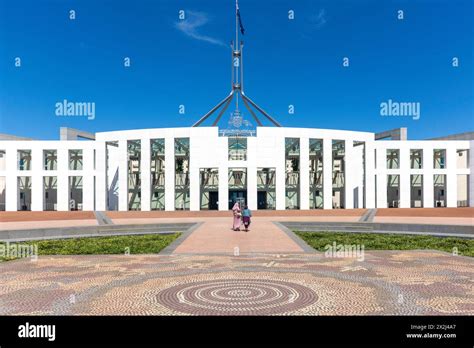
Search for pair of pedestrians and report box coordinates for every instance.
[231,202,252,232]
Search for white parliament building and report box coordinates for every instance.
[0,2,472,213]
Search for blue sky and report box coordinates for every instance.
[0,0,473,140]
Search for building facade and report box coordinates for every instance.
[0,126,472,212]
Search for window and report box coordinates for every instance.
[43,150,57,170]
[69,150,83,170]
[18,150,31,170]
[386,149,399,169]
[434,149,446,169]
[175,138,190,210]
[285,138,300,209]
[410,149,422,169]
[127,140,141,211]
[228,137,247,161]
[309,139,323,209]
[151,138,165,211]
[0,150,5,171]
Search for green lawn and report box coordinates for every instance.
[0,233,180,262]
[295,231,474,257]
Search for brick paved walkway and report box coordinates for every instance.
[172,217,305,254]
[0,251,472,315]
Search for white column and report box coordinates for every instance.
[376,173,387,208]
[365,142,376,209]
[30,147,43,211]
[247,166,257,211]
[189,165,199,211]
[5,148,17,211]
[344,139,354,209]
[57,148,69,211]
[376,148,387,208]
[82,147,94,211]
[246,137,257,211]
[95,141,107,211]
[423,148,434,208]
[275,137,286,210]
[446,147,457,207]
[164,137,175,211]
[323,138,332,209]
[118,140,128,211]
[218,165,228,210]
[141,138,151,211]
[299,137,309,210]
[399,147,410,208]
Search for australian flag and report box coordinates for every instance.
[236,4,245,35]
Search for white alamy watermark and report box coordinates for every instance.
[55,99,95,120]
[380,99,420,120]
[18,322,55,342]
[0,242,38,261]
[324,242,365,261]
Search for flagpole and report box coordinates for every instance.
[235,0,239,50]
[192,0,281,128]
[235,0,239,109]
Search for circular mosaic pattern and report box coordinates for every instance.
[156,279,318,315]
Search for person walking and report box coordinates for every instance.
[232,201,242,231]
[242,205,252,232]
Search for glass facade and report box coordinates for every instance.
[332,140,345,209]
[69,176,83,210]
[44,176,57,211]
[228,137,247,161]
[128,140,141,210]
[106,141,119,211]
[44,150,58,170]
[1,134,472,212]
[387,149,399,169]
[69,150,83,170]
[410,174,423,208]
[285,138,300,209]
[18,176,31,210]
[257,167,276,209]
[151,139,165,210]
[410,149,422,169]
[175,138,190,210]
[434,174,446,207]
[434,149,446,169]
[309,139,323,209]
[200,168,219,210]
[387,174,400,208]
[18,150,31,170]
[228,168,247,209]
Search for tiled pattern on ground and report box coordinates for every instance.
[0,251,472,315]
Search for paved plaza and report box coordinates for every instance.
[0,208,472,315]
[0,251,472,315]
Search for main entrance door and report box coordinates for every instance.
[208,191,218,210]
[229,190,247,209]
[257,191,267,209]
